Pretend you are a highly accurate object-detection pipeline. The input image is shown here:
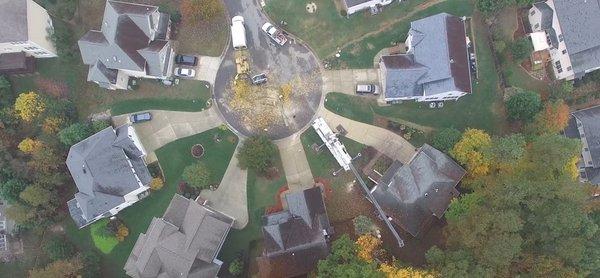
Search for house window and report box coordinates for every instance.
[534,23,540,29]
[562,49,567,54]
[34,51,48,55]
[24,46,37,50]
[567,66,572,71]
[558,34,564,42]
[557,68,563,73]
[530,10,535,15]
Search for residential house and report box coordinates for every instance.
[342,0,395,16]
[124,194,234,278]
[67,125,151,229]
[78,0,174,90]
[565,105,600,195]
[528,0,600,80]
[378,13,472,103]
[257,187,333,278]
[371,144,466,237]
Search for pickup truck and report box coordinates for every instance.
[261,22,287,46]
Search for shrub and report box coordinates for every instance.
[150,177,164,191]
[432,128,462,152]
[58,122,93,146]
[182,162,212,190]
[353,215,376,235]
[237,135,277,173]
[229,257,244,276]
[116,224,129,242]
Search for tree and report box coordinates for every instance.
[237,135,277,173]
[18,138,44,154]
[356,234,381,262]
[451,129,492,177]
[432,128,462,152]
[5,203,35,224]
[527,134,580,178]
[14,92,46,122]
[42,117,66,134]
[426,247,494,277]
[446,192,483,222]
[549,81,574,100]
[91,120,110,132]
[20,185,55,207]
[510,38,533,61]
[182,162,211,189]
[0,179,27,204]
[530,100,570,135]
[353,215,376,235]
[317,235,382,278]
[476,0,512,15]
[180,0,224,21]
[150,177,164,191]
[28,257,82,278]
[506,89,541,121]
[228,257,244,276]
[379,263,437,278]
[50,21,76,59]
[43,237,76,260]
[487,134,526,166]
[58,122,93,146]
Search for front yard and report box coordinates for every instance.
[66,127,237,277]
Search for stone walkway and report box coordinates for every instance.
[199,144,248,229]
[112,106,224,163]
[276,135,314,192]
[322,69,380,96]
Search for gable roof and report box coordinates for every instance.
[0,0,29,43]
[124,195,234,278]
[343,0,377,8]
[66,125,151,228]
[572,106,600,168]
[259,187,332,278]
[372,144,466,237]
[381,13,471,99]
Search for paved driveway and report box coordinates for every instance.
[276,135,314,192]
[194,56,221,84]
[112,106,224,162]
[322,69,380,95]
[199,144,248,229]
[319,109,416,164]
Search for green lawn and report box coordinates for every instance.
[66,127,237,277]
[90,219,119,254]
[324,13,506,134]
[265,0,428,59]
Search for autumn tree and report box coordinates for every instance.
[180,0,223,22]
[42,117,66,134]
[356,234,381,262]
[451,129,492,177]
[150,177,164,190]
[14,92,46,122]
[28,257,82,278]
[529,100,570,135]
[20,184,56,207]
[116,223,129,241]
[317,235,382,277]
[18,138,44,154]
[379,263,437,278]
[182,162,211,189]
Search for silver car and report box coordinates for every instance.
[130,112,152,123]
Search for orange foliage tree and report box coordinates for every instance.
[356,234,381,263]
[531,100,570,135]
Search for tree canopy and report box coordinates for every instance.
[432,128,462,152]
[14,92,46,122]
[451,129,492,177]
[237,135,278,173]
[182,162,212,189]
[506,89,542,122]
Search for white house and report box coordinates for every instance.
[0,0,57,58]
[342,0,396,16]
[528,0,600,80]
[66,125,151,229]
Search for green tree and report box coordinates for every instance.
[446,193,483,222]
[228,257,244,276]
[506,89,541,121]
[476,0,512,15]
[0,179,27,204]
[432,128,462,152]
[510,38,533,61]
[43,237,76,260]
[353,215,376,235]
[182,162,212,189]
[58,122,93,146]
[50,21,76,59]
[487,134,526,165]
[91,120,111,132]
[20,185,55,207]
[317,234,382,277]
[237,135,277,173]
[426,247,494,277]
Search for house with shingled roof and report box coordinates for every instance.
[78,0,174,90]
[528,0,600,80]
[564,105,600,196]
[378,13,472,103]
[257,186,333,278]
[124,194,234,278]
[66,125,151,229]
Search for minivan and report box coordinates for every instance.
[356,84,379,95]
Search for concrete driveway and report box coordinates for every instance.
[322,69,380,95]
[276,135,314,192]
[112,106,224,162]
[194,56,221,84]
[319,109,416,164]
[199,144,248,229]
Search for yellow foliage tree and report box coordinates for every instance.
[18,138,44,154]
[356,234,381,263]
[42,117,65,134]
[150,177,164,191]
[379,263,438,278]
[451,129,492,177]
[565,155,579,181]
[14,92,45,122]
[116,224,129,242]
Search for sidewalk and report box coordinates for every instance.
[276,135,314,192]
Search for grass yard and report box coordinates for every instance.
[324,13,506,134]
[66,127,237,277]
[218,153,287,275]
[265,0,429,59]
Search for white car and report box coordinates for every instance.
[175,68,196,78]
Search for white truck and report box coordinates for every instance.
[231,16,247,50]
[261,22,287,46]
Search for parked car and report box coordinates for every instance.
[355,84,379,95]
[130,112,152,123]
[175,54,198,66]
[175,67,196,78]
[261,22,287,46]
[251,73,267,85]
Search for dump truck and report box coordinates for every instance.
[261,22,287,46]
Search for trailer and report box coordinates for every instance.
[261,22,287,46]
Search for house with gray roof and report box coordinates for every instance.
[257,186,333,278]
[371,144,466,237]
[529,0,600,80]
[124,194,234,278]
[379,13,472,103]
[78,0,174,90]
[67,125,151,229]
[565,105,600,194]
[0,0,57,72]
[342,0,395,16]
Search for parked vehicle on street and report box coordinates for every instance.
[174,68,196,78]
[130,112,152,123]
[231,16,247,50]
[175,54,198,66]
[251,73,267,85]
[261,22,287,46]
[355,84,379,95]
